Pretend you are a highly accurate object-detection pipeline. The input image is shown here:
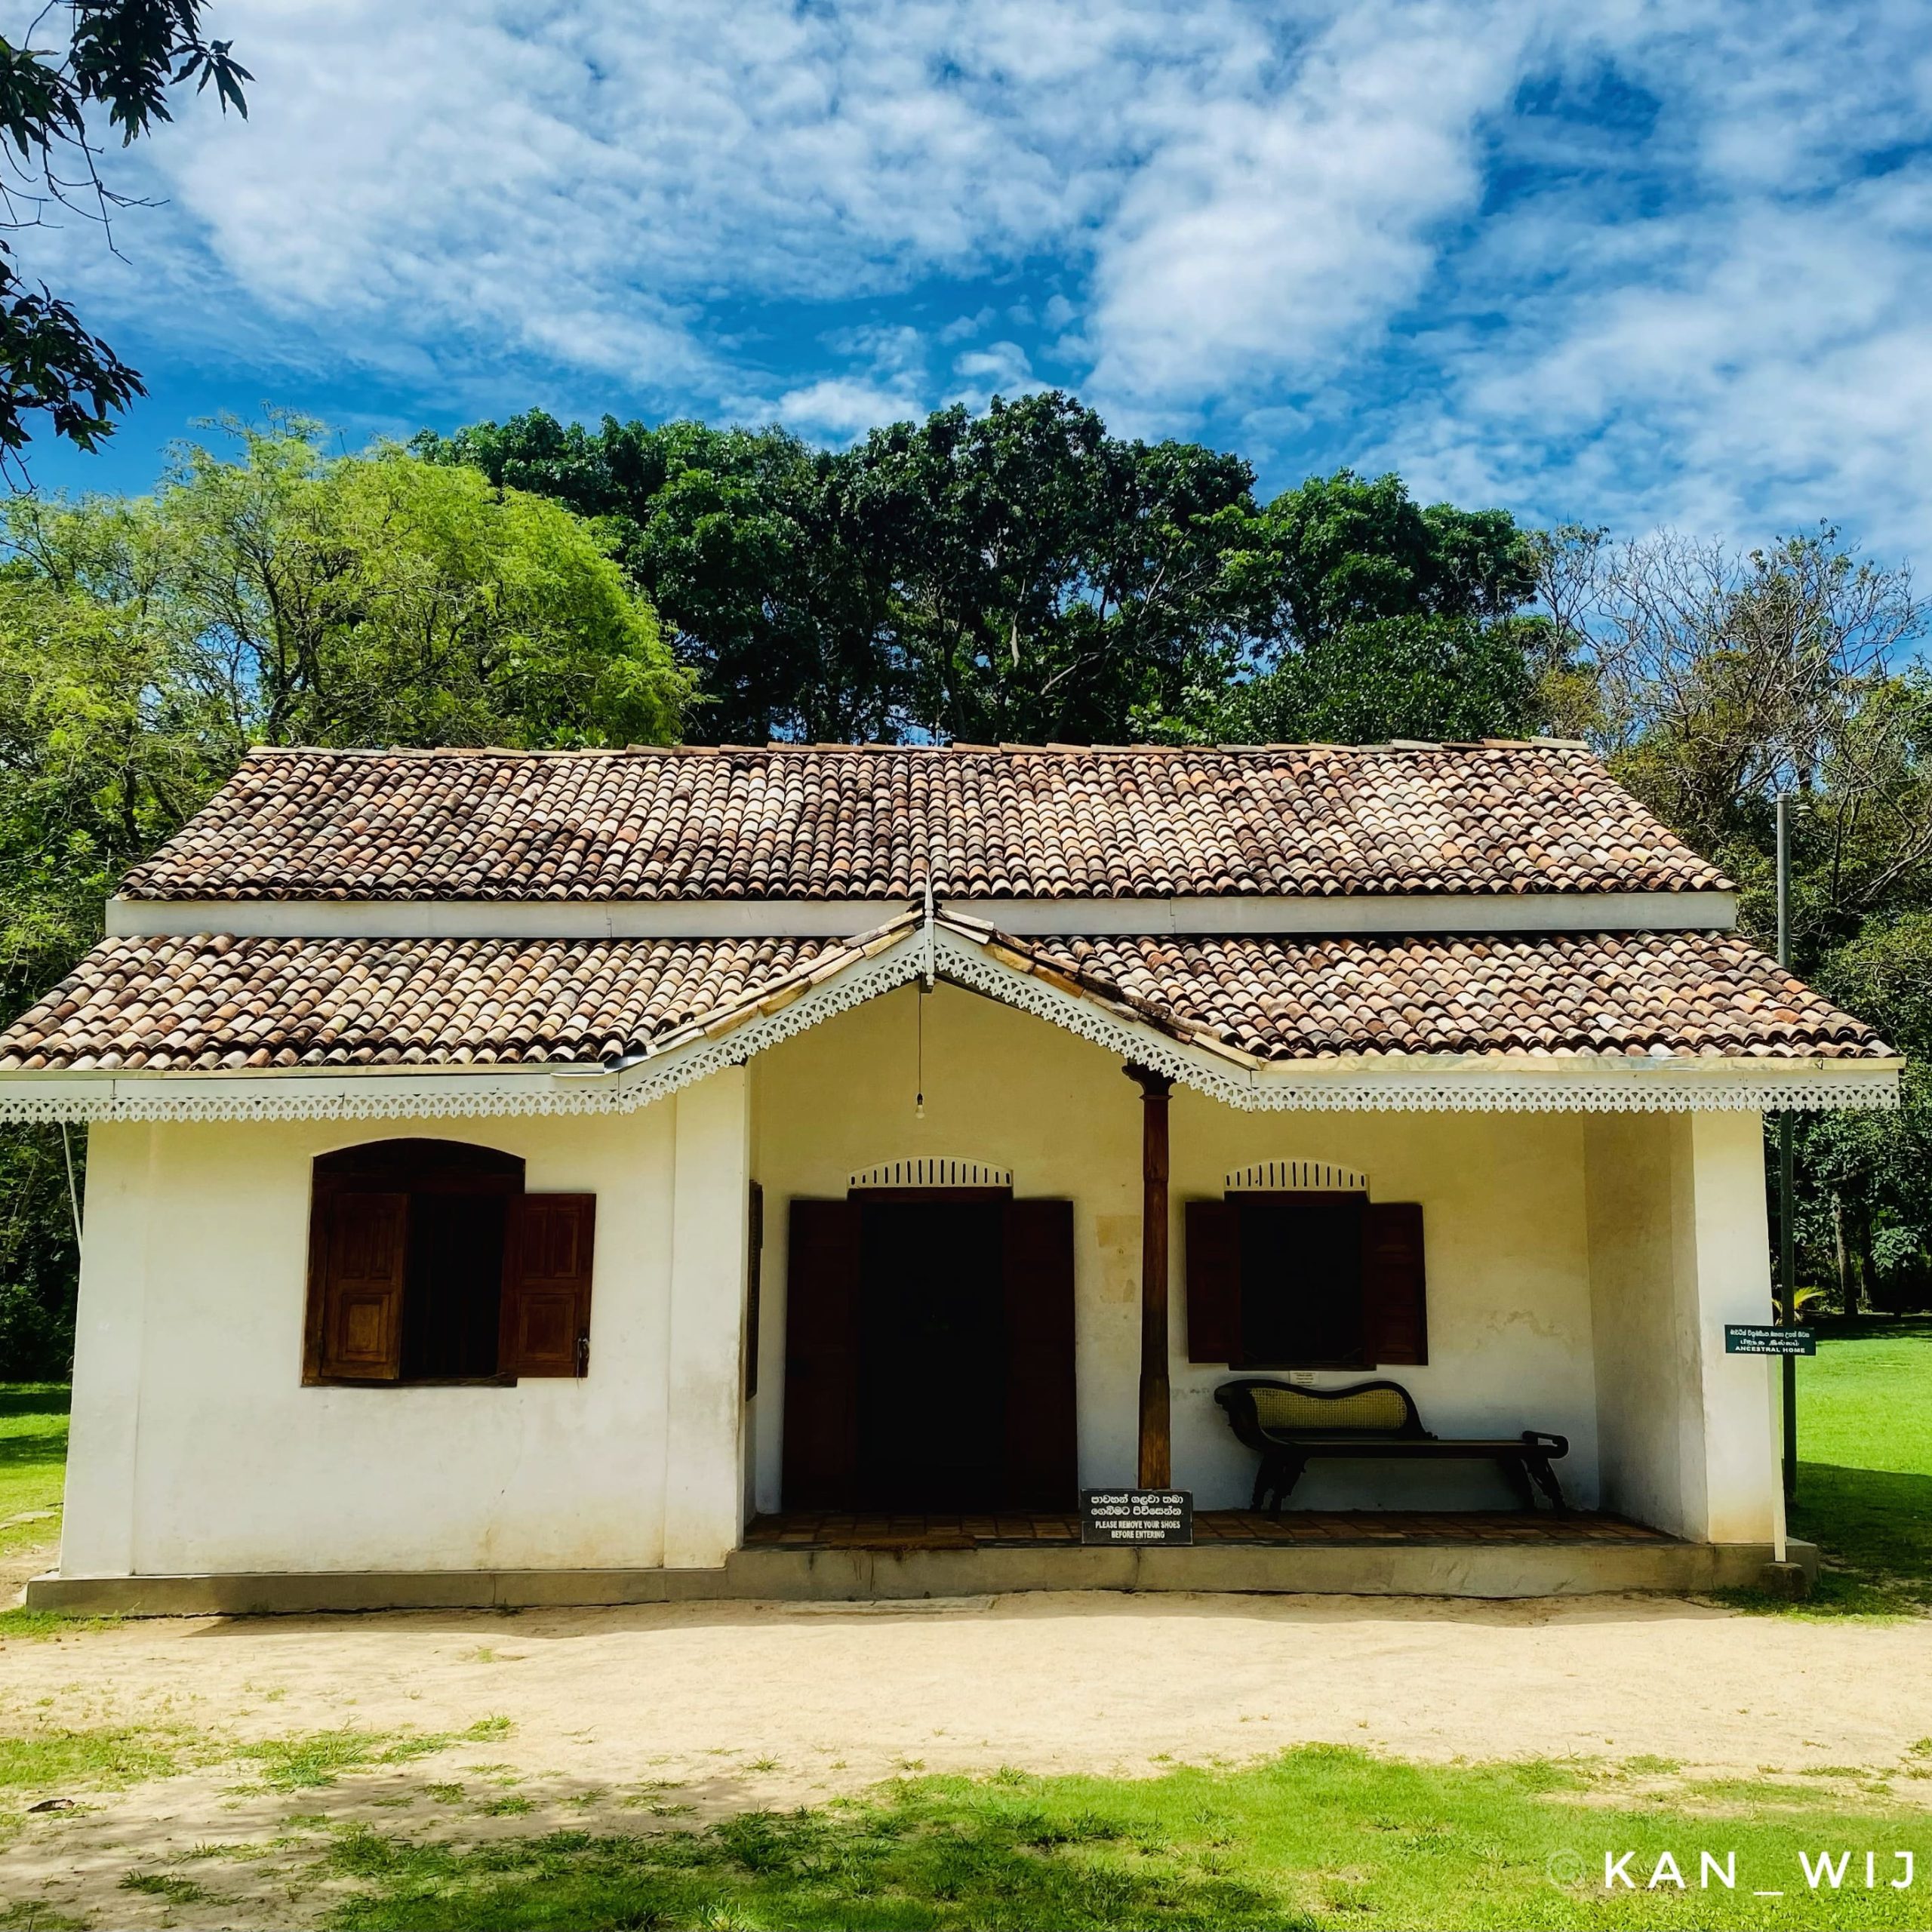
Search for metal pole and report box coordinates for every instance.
[1777,796,1797,1503]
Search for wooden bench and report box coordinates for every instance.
[1213,1377,1569,1512]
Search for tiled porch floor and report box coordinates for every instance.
[745,1509,1672,1549]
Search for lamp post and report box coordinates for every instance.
[1776,795,1798,1503]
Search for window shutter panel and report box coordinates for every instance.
[312,1191,408,1380]
[1185,1200,1242,1363]
[1364,1201,1427,1364]
[1000,1198,1078,1509]
[782,1199,863,1508]
[501,1194,596,1378]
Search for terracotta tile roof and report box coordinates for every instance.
[0,934,848,1072]
[1014,931,1890,1063]
[0,927,1881,1073]
[118,743,1730,903]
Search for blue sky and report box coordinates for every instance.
[21,0,1932,558]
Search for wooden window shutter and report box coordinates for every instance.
[781,1199,863,1508]
[999,1198,1078,1510]
[1184,1199,1242,1363]
[1364,1201,1427,1365]
[501,1194,596,1378]
[310,1191,408,1381]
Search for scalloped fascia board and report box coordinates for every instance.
[0,920,1899,1123]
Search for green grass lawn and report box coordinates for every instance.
[0,1383,66,1562]
[1787,1318,1932,1613]
[315,1750,1932,1931]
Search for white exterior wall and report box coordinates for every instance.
[1584,1110,1779,1542]
[749,983,1604,1515]
[663,1071,752,1566]
[60,1069,749,1578]
[57,978,1785,1577]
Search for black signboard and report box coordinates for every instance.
[1081,1489,1193,1546]
[1724,1324,1816,1357]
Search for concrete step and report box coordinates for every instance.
[23,1537,1817,1616]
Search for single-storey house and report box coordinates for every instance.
[0,741,1899,1610]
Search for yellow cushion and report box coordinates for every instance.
[1251,1386,1409,1433]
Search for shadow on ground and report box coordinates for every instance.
[1790,1462,1932,1613]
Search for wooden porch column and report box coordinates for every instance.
[1125,1064,1174,1489]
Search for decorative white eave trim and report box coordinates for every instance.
[104,888,1739,940]
[0,913,1897,1124]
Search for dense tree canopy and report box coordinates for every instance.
[0,419,687,1008]
[419,393,1551,747]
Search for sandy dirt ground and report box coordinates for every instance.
[4,1585,1932,1925]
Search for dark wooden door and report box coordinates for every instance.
[781,1199,863,1507]
[783,1193,1077,1512]
[1000,1198,1078,1509]
[856,1198,1008,1510]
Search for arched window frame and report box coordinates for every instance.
[303,1139,595,1386]
[1185,1171,1426,1371]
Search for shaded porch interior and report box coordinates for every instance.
[748,979,1789,1549]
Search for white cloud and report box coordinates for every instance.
[951,340,1035,396]
[775,377,921,439]
[1084,2,1535,415]
[1343,4,1932,551]
[939,309,995,343]
[54,0,1169,393]
[19,0,1932,552]
[82,0,1518,424]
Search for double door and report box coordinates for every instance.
[783,1194,1076,1512]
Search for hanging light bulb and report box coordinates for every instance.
[915,981,926,1117]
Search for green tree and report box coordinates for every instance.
[1540,523,1932,1309]
[428,399,1553,748]
[0,2,250,459]
[5,420,691,761]
[423,412,897,742]
[1807,915,1932,1309]
[1170,470,1550,744]
[1217,614,1546,746]
[843,391,1260,742]
[1247,470,1540,646]
[634,426,897,743]
[0,420,691,1372]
